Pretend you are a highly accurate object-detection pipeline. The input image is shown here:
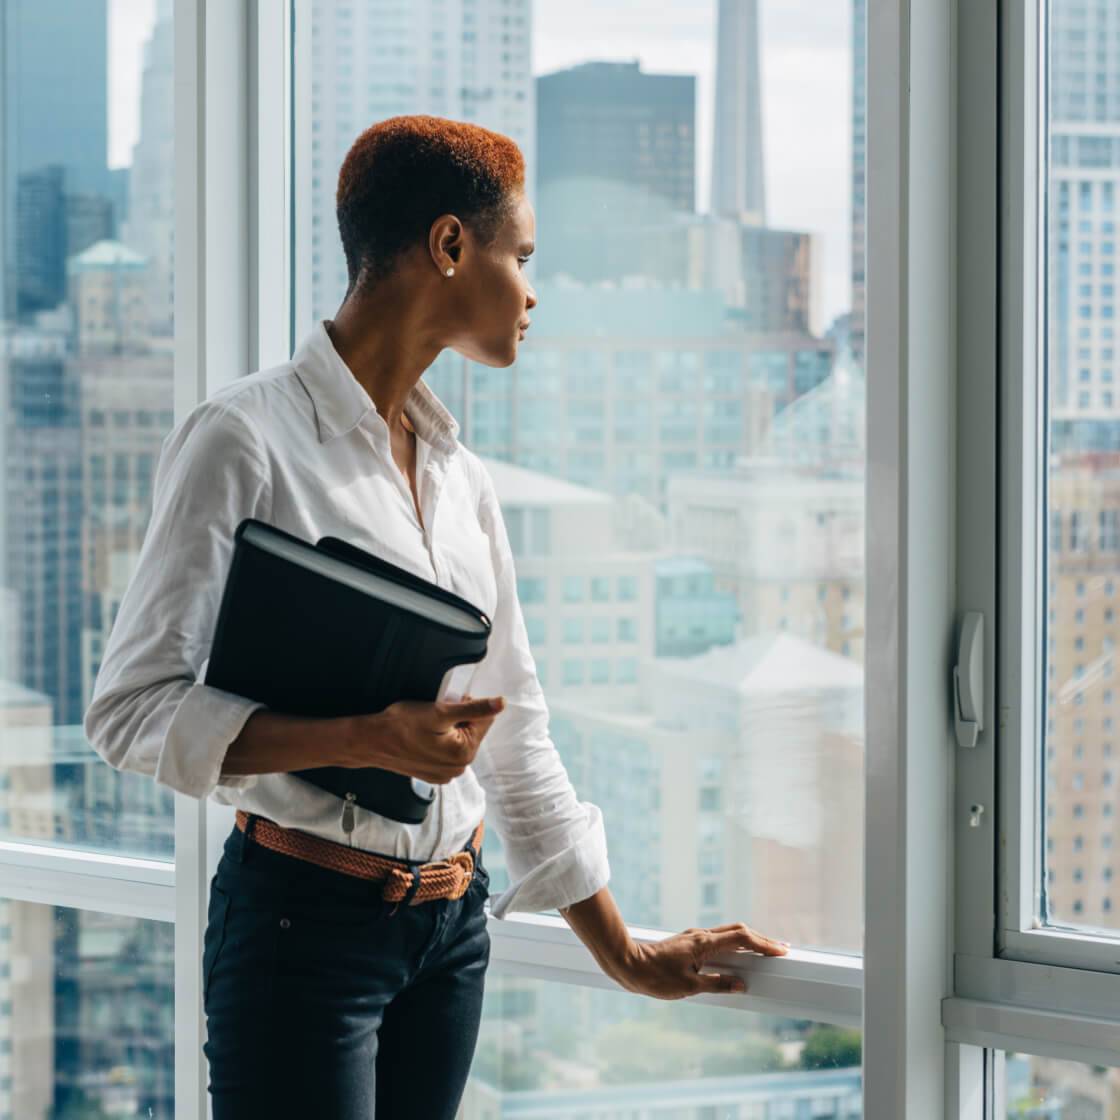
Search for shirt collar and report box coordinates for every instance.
[292,319,461,456]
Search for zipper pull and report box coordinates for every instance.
[341,792,357,838]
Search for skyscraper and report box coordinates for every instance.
[1048,0,1120,437]
[537,61,695,214]
[535,60,696,284]
[15,165,67,316]
[711,0,766,224]
[306,0,535,326]
[1,0,111,322]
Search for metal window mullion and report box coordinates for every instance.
[173,0,207,1112]
[174,0,254,1116]
[864,0,958,1114]
[290,0,313,349]
[955,0,1001,967]
[999,0,1047,948]
[945,1043,988,1120]
[249,0,292,371]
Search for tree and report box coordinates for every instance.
[799,1025,862,1070]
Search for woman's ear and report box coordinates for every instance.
[430,214,465,271]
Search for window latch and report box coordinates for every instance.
[953,611,985,748]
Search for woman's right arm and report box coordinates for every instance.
[83,399,276,799]
[221,695,504,782]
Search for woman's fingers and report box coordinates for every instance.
[704,925,790,957]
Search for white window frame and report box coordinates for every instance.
[947,0,1120,1082]
[0,0,1001,1116]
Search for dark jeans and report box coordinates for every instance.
[203,817,491,1119]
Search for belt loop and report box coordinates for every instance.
[395,867,423,914]
[237,813,257,864]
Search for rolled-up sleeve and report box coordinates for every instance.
[82,400,271,799]
[467,458,611,919]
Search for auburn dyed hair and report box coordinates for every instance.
[336,114,526,296]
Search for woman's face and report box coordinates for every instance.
[442,191,537,368]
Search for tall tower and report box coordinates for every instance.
[710,0,766,224]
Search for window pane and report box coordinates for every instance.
[1005,1052,1119,1117]
[0,901,174,1116]
[464,974,862,1116]
[1,1,177,857]
[1043,0,1120,932]
[298,0,865,950]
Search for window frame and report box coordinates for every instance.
[993,0,1120,980]
[947,0,1120,1080]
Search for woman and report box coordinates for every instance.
[84,115,788,1118]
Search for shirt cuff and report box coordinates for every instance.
[155,681,267,799]
[487,802,611,920]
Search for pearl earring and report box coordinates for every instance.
[445,267,455,277]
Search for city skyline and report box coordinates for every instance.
[106,0,855,326]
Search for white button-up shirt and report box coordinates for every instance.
[84,319,610,919]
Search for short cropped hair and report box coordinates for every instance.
[336,114,526,296]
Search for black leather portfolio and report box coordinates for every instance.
[203,518,492,824]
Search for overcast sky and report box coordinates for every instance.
[108,0,853,323]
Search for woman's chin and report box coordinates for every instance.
[451,344,517,368]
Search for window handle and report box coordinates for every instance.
[953,611,985,748]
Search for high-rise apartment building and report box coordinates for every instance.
[1045,456,1120,927]
[1048,0,1120,434]
[1,325,84,726]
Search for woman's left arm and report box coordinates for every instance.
[468,455,789,999]
[560,886,789,1001]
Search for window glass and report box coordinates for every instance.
[1004,1052,1120,1117]
[299,0,864,950]
[1,0,176,857]
[0,902,173,1116]
[1043,0,1120,932]
[464,974,862,1117]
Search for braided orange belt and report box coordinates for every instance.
[235,810,484,907]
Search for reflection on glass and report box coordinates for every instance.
[1,1,176,856]
[1043,0,1120,933]
[1006,1053,1120,1118]
[301,0,865,951]
[0,901,173,1118]
[460,974,861,1117]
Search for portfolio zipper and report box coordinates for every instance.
[341,791,357,845]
